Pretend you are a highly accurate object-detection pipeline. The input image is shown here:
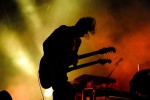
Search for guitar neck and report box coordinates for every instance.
[77,50,99,59]
[77,47,116,59]
[67,60,100,72]
[67,47,115,72]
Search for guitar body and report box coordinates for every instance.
[39,47,116,89]
[39,56,53,88]
[39,55,74,89]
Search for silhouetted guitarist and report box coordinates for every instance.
[39,17,96,100]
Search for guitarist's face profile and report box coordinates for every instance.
[77,29,89,37]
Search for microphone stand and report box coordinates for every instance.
[106,58,123,88]
[105,58,123,100]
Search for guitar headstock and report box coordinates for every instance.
[98,58,112,65]
[98,47,116,54]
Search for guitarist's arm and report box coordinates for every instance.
[71,38,81,66]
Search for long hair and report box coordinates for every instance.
[75,17,96,35]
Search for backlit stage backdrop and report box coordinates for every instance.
[0,0,150,100]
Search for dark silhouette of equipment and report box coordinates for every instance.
[73,74,131,100]
[73,74,116,92]
[130,69,150,100]
[72,58,131,100]
[0,90,12,100]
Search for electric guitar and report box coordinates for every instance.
[39,47,116,88]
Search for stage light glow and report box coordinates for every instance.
[15,0,42,29]
[16,51,34,75]
[0,31,35,75]
[18,57,28,65]
[44,87,53,98]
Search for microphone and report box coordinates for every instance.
[114,58,123,66]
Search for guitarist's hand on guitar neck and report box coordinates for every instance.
[60,53,79,67]
[73,60,78,66]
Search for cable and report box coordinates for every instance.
[37,73,45,100]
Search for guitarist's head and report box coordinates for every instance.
[75,17,96,38]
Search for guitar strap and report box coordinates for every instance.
[72,38,81,53]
